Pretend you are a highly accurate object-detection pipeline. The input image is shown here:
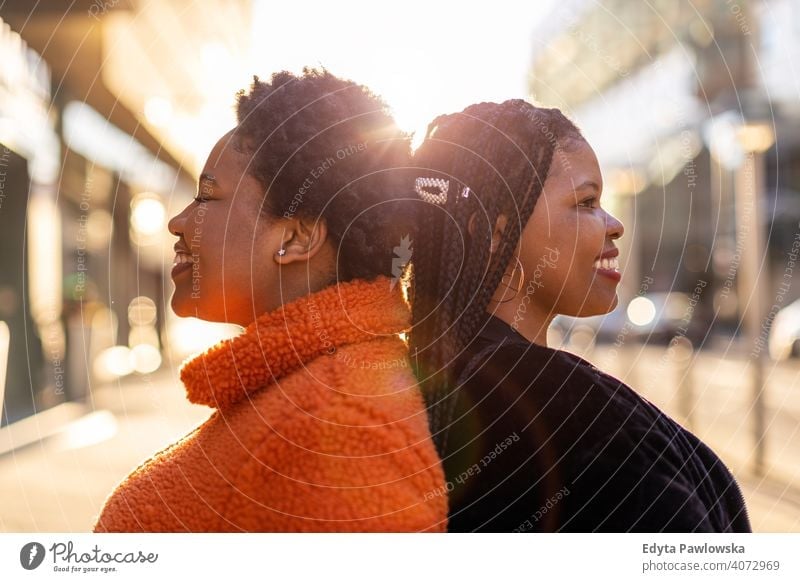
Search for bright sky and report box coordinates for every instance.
[250,0,558,141]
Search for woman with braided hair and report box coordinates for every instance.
[408,100,751,532]
[94,69,447,532]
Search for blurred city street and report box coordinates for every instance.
[0,368,211,532]
[1,342,798,532]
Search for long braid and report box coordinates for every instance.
[409,100,582,459]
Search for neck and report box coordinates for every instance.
[262,258,337,321]
[182,276,409,408]
[486,295,554,348]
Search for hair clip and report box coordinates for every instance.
[415,177,449,205]
[460,186,471,199]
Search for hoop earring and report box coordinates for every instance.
[494,256,525,304]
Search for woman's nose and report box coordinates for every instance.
[606,210,624,241]
[168,205,190,238]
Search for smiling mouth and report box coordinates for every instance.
[592,256,619,271]
[171,253,194,277]
[173,253,193,267]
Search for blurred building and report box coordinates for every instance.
[0,0,250,439]
[529,0,800,340]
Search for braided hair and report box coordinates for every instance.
[234,67,413,282]
[408,99,585,458]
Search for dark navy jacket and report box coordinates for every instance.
[442,315,751,532]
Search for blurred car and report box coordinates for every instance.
[769,298,800,360]
[549,292,710,349]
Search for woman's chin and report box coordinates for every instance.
[574,294,619,318]
[170,293,195,319]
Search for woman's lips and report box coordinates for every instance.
[592,256,621,282]
[171,253,194,278]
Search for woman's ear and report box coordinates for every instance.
[468,212,508,254]
[274,216,330,265]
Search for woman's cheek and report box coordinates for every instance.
[576,214,604,252]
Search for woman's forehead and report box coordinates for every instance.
[203,134,252,182]
[546,142,601,189]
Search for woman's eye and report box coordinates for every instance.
[579,197,597,208]
[195,179,214,202]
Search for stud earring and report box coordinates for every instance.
[277,248,286,257]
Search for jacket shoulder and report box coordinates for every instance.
[223,335,447,531]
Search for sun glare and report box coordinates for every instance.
[251,0,554,141]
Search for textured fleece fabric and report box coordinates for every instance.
[94,277,447,532]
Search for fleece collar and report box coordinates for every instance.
[180,277,409,408]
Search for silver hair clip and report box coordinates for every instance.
[460,186,471,199]
[415,177,449,205]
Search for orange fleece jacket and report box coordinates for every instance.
[93,277,447,532]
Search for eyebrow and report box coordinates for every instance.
[574,180,601,193]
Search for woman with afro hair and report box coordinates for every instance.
[94,69,447,532]
[407,100,750,532]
